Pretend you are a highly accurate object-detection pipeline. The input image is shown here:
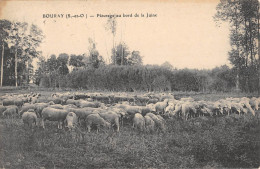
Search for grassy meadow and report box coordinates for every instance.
[0,88,259,168]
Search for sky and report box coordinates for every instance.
[0,0,231,69]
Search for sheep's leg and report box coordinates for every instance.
[42,119,45,129]
[117,124,119,132]
[87,125,91,132]
[96,125,100,133]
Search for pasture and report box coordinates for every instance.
[0,88,259,168]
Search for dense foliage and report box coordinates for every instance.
[36,64,237,92]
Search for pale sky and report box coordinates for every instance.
[0,0,231,69]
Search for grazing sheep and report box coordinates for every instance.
[19,104,36,116]
[144,115,155,133]
[14,98,24,107]
[181,102,196,120]
[124,105,142,116]
[156,115,166,126]
[3,106,18,118]
[65,112,78,130]
[66,107,98,124]
[0,105,7,116]
[133,113,145,131]
[34,102,51,117]
[3,99,15,106]
[146,113,166,132]
[41,107,69,129]
[250,97,260,111]
[99,111,120,132]
[22,109,37,128]
[140,106,153,116]
[86,113,111,133]
[155,99,169,114]
[66,99,80,106]
[110,107,126,126]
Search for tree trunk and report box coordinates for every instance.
[1,43,4,87]
[236,70,240,92]
[113,33,115,65]
[244,18,249,92]
[15,47,18,87]
[121,44,123,65]
[248,18,254,64]
[234,4,240,92]
[258,3,260,94]
[26,60,29,84]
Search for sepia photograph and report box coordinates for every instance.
[0,0,259,168]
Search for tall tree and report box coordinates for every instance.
[258,2,260,94]
[7,21,28,87]
[0,19,11,87]
[23,24,44,84]
[86,38,104,68]
[105,17,117,64]
[57,53,69,75]
[112,42,130,65]
[214,0,259,92]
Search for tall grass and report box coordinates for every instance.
[0,113,259,168]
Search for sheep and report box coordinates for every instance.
[64,112,78,130]
[22,109,37,128]
[144,115,155,133]
[99,111,120,132]
[41,107,69,129]
[146,113,166,132]
[155,99,169,114]
[19,104,36,116]
[34,102,54,117]
[249,97,259,111]
[0,105,7,116]
[3,99,15,106]
[180,102,197,120]
[66,107,98,125]
[132,113,145,131]
[66,99,80,106]
[3,106,18,119]
[86,113,111,133]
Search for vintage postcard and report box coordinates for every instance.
[0,0,259,168]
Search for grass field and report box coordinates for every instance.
[0,88,260,168]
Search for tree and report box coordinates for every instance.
[161,61,173,70]
[57,53,69,75]
[105,17,117,64]
[214,0,259,92]
[112,42,130,65]
[85,38,104,68]
[23,24,44,84]
[0,19,11,87]
[128,51,143,66]
[69,54,85,70]
[7,21,28,87]
[7,22,44,87]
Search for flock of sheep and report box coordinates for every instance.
[0,92,259,133]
